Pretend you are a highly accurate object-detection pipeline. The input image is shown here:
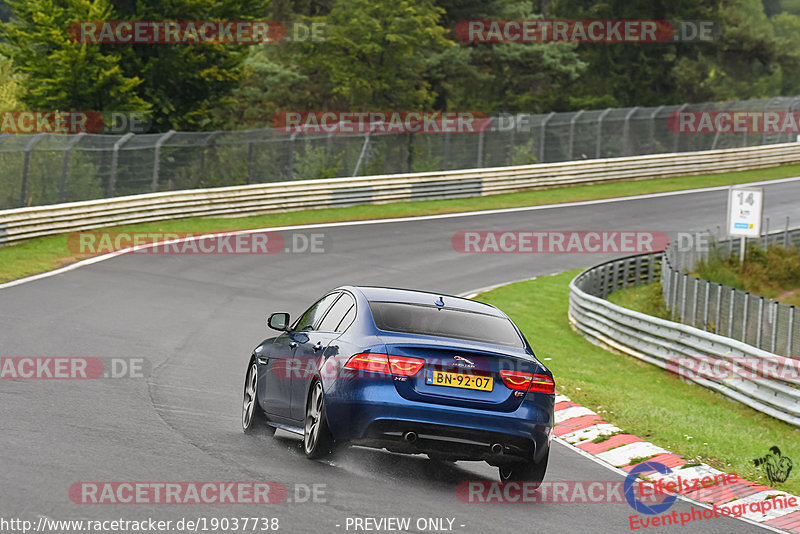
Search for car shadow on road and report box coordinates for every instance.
[273,432,496,488]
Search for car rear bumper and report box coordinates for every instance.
[324,382,553,463]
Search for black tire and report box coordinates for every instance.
[303,381,335,459]
[242,361,274,435]
[498,449,549,486]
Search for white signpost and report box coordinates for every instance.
[727,187,764,263]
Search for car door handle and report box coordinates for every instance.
[257,357,268,365]
[313,342,324,352]
[289,341,298,349]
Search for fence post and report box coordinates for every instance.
[246,142,255,184]
[680,273,688,323]
[108,132,134,197]
[353,131,371,177]
[59,132,86,203]
[568,110,585,160]
[151,130,176,192]
[771,301,778,353]
[785,216,790,248]
[507,118,515,166]
[287,132,297,180]
[648,105,664,151]
[539,112,555,163]
[595,108,612,159]
[756,296,763,349]
[671,271,679,320]
[728,288,735,337]
[622,107,638,156]
[789,307,795,357]
[199,130,221,185]
[703,280,710,330]
[443,131,451,169]
[742,293,749,343]
[715,283,722,333]
[691,277,699,326]
[672,103,688,153]
[20,133,45,207]
[476,129,485,168]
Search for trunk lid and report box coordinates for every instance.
[382,334,543,412]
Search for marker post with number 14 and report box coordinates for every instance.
[726,187,763,263]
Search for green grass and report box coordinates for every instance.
[606,282,671,320]
[479,271,800,493]
[693,244,800,306]
[3,163,800,284]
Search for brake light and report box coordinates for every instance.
[344,353,424,376]
[388,356,425,376]
[500,370,533,391]
[529,373,556,394]
[500,370,555,393]
[345,353,391,373]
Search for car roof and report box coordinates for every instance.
[337,286,505,317]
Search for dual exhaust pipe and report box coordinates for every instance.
[402,431,504,455]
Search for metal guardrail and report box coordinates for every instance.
[2,141,800,246]
[4,95,800,211]
[569,253,800,428]
[662,227,800,359]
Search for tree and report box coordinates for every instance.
[428,0,586,113]
[0,55,21,109]
[672,0,783,102]
[0,0,149,112]
[108,0,270,131]
[548,0,721,108]
[300,0,452,110]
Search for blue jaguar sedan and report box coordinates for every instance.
[241,286,555,482]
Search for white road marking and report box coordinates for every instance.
[3,175,799,291]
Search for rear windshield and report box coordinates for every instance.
[369,301,524,348]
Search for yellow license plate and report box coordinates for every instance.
[426,370,493,391]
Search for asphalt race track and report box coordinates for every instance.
[3,178,800,534]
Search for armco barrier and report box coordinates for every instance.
[569,253,800,428]
[2,141,800,245]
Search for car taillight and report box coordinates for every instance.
[388,356,425,376]
[500,370,532,391]
[344,353,391,373]
[500,370,555,394]
[529,373,555,394]
[344,353,425,376]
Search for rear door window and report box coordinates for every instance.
[293,293,340,331]
[317,293,356,333]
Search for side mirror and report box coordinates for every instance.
[267,312,290,332]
